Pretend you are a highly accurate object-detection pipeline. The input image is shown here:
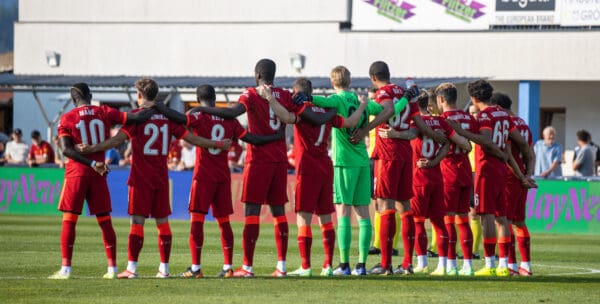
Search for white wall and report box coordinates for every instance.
[14,22,600,81]
[19,0,348,22]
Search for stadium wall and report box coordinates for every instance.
[1,167,599,235]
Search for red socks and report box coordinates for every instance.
[157,222,172,263]
[444,215,457,260]
[96,215,116,267]
[498,236,510,260]
[128,223,144,262]
[483,237,497,259]
[242,215,260,267]
[401,211,415,268]
[430,216,448,258]
[414,217,427,256]
[380,209,396,269]
[508,227,517,265]
[456,216,473,260]
[60,213,78,266]
[298,225,312,269]
[216,216,234,266]
[274,215,289,262]
[514,226,531,262]
[189,213,205,266]
[321,222,335,268]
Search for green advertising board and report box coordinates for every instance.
[0,167,63,216]
[526,180,600,235]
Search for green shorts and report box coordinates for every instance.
[333,166,371,206]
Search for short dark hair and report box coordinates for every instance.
[255,58,276,85]
[293,77,313,96]
[417,90,430,110]
[577,129,591,142]
[467,79,493,103]
[369,61,390,82]
[196,84,216,106]
[70,82,92,103]
[31,130,41,139]
[135,78,159,101]
[434,83,457,104]
[490,92,513,110]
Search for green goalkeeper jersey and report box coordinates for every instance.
[312,90,383,167]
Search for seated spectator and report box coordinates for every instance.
[119,141,133,167]
[573,129,596,177]
[167,139,181,171]
[105,148,121,166]
[228,140,244,173]
[177,139,196,171]
[28,130,55,167]
[4,128,29,165]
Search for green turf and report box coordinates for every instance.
[1,214,599,303]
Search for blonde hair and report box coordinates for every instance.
[330,66,351,89]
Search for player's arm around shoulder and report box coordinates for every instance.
[183,133,232,150]
[77,131,128,155]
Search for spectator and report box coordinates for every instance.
[4,128,29,165]
[534,126,562,178]
[573,129,596,177]
[119,141,133,167]
[28,130,55,167]
[177,139,196,171]
[105,148,121,166]
[52,135,65,168]
[228,140,244,173]
[166,139,181,170]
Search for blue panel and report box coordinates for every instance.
[518,81,540,142]
[104,170,211,221]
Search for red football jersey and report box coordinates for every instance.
[440,109,477,186]
[29,140,55,164]
[294,102,344,175]
[121,110,188,189]
[372,84,419,161]
[58,105,127,177]
[238,87,301,163]
[186,112,247,182]
[411,115,454,187]
[474,106,516,176]
[509,116,533,174]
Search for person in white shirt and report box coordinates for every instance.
[4,128,29,165]
[177,139,196,171]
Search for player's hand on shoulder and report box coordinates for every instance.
[140,100,156,109]
[292,92,310,106]
[358,94,368,105]
[404,84,419,101]
[256,84,273,100]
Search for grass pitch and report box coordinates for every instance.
[1,215,599,303]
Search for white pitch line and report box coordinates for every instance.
[532,263,600,276]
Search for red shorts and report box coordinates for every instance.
[474,172,506,217]
[59,175,111,215]
[241,162,288,205]
[295,173,335,215]
[128,186,171,218]
[410,183,444,220]
[505,176,528,222]
[374,159,413,202]
[188,179,233,217]
[443,185,471,214]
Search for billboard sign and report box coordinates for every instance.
[352,0,493,30]
[494,0,560,24]
[560,0,600,26]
